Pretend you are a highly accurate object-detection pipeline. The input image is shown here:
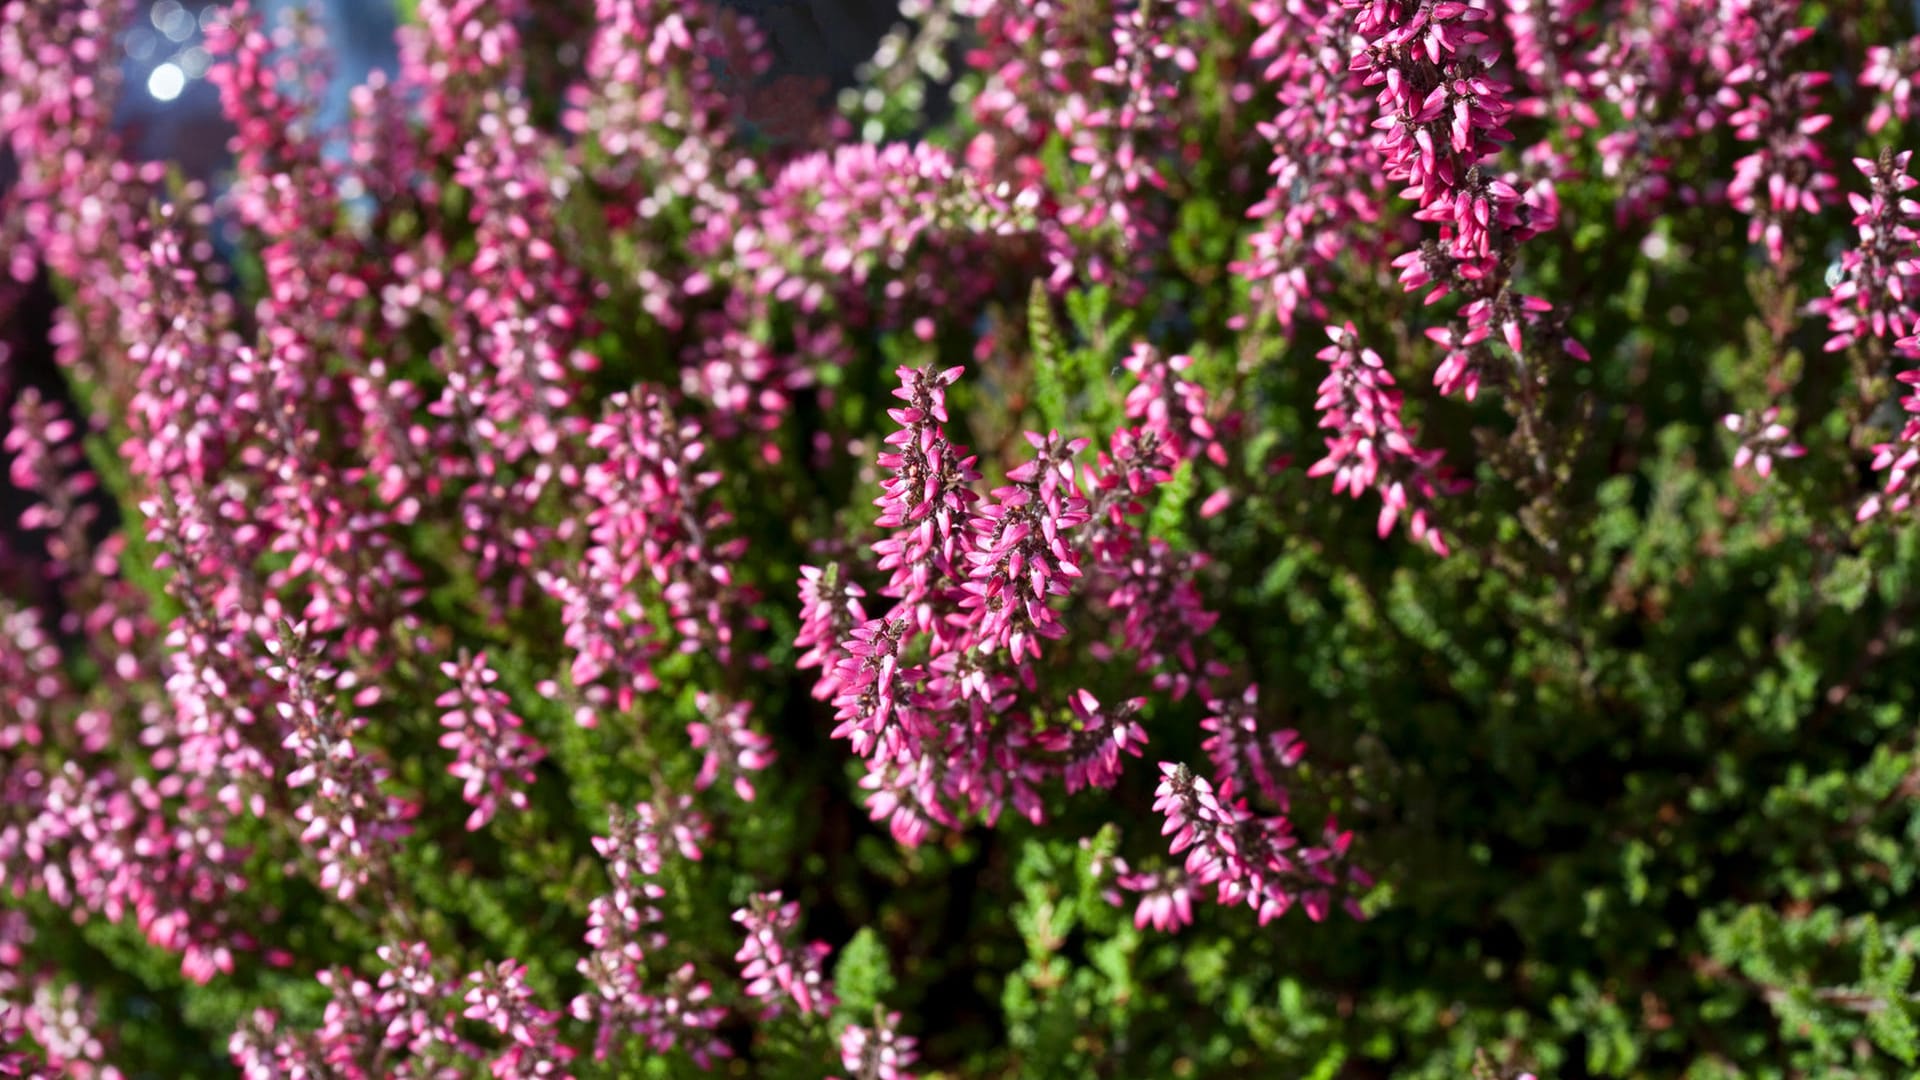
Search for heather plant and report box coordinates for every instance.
[6,0,1920,1077]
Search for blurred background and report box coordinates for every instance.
[114,0,399,178]
[109,0,906,181]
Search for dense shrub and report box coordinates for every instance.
[5,0,1920,1076]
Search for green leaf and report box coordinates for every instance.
[1869,1003,1920,1066]
[1818,554,1874,614]
[1029,278,1068,429]
[1149,459,1195,545]
[832,927,898,1019]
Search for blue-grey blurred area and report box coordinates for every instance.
[112,0,902,179]
[113,0,400,179]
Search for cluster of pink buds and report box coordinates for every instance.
[1111,862,1201,933]
[1862,35,1920,133]
[796,358,1358,935]
[1581,0,1721,222]
[231,942,578,1077]
[953,0,1219,292]
[1343,0,1586,405]
[1076,355,1225,699]
[1199,684,1306,811]
[554,386,757,714]
[1149,763,1362,927]
[1055,0,1190,272]
[1859,371,1920,522]
[371,942,469,1063]
[1715,0,1836,264]
[0,0,146,287]
[436,650,546,831]
[837,1010,920,1080]
[1503,0,1599,130]
[0,604,251,989]
[1810,151,1920,360]
[1086,676,1350,934]
[0,603,62,752]
[142,484,280,826]
[959,430,1091,661]
[733,890,836,1018]
[1348,0,1513,237]
[690,141,1036,436]
[231,953,446,1078]
[593,798,709,883]
[1039,690,1148,795]
[20,982,116,1079]
[1721,408,1807,479]
[264,621,415,902]
[868,363,978,621]
[818,365,983,838]
[1308,324,1462,555]
[1237,0,1385,335]
[401,0,531,157]
[0,1001,40,1077]
[461,960,577,1079]
[816,364,1103,841]
[572,799,726,1065]
[3,389,97,583]
[795,563,870,697]
[1122,345,1232,486]
[688,692,775,801]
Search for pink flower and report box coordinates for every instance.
[1715,1,1836,264]
[1810,151,1920,359]
[266,622,414,902]
[688,693,774,801]
[956,430,1091,661]
[1859,371,1920,522]
[1199,684,1305,811]
[1117,866,1199,932]
[1862,37,1920,133]
[1308,324,1463,555]
[872,364,980,629]
[796,563,869,699]
[1722,408,1807,479]
[840,1012,919,1080]
[1039,689,1148,794]
[732,892,836,1017]
[1147,762,1365,929]
[437,651,545,830]
[462,960,576,1078]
